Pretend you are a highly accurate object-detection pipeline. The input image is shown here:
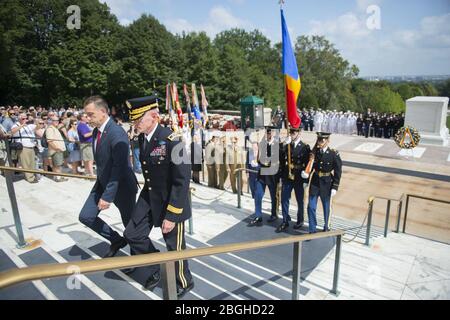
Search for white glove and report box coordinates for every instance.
[331,189,337,197]
[303,183,308,190]
[301,171,309,179]
[284,136,291,145]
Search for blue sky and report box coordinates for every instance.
[102,0,450,77]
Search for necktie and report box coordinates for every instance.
[96,131,102,151]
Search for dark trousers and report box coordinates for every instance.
[79,187,133,244]
[124,196,192,289]
[281,180,305,223]
[307,193,331,233]
[364,124,370,138]
[357,125,363,136]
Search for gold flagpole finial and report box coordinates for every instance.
[279,0,285,8]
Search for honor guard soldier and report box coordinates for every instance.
[302,132,342,233]
[123,95,194,298]
[276,127,310,233]
[248,126,280,226]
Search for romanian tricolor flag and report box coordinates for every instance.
[281,8,301,129]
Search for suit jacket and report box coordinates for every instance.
[135,124,191,227]
[92,118,138,202]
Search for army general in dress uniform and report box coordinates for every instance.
[123,95,194,298]
[302,132,342,233]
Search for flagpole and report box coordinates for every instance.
[281,3,294,181]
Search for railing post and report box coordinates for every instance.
[384,200,391,238]
[330,235,342,296]
[4,138,13,167]
[202,150,205,183]
[402,195,410,233]
[4,169,27,248]
[291,241,302,300]
[237,169,242,209]
[246,170,250,194]
[365,199,374,246]
[161,262,178,300]
[396,200,403,233]
[188,189,194,235]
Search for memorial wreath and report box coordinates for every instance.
[394,126,421,149]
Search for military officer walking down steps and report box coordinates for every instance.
[302,132,342,233]
[248,127,280,226]
[277,127,310,233]
[123,95,194,298]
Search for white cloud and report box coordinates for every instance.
[309,12,371,41]
[356,0,383,12]
[165,18,196,34]
[306,5,450,76]
[102,0,141,24]
[165,5,251,37]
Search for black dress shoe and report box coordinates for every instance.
[267,215,278,223]
[248,217,262,226]
[293,222,304,230]
[121,267,136,275]
[177,281,195,299]
[144,271,161,291]
[275,222,289,233]
[103,238,127,258]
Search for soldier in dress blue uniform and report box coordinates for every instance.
[276,127,310,233]
[248,126,280,226]
[302,132,342,233]
[123,95,194,298]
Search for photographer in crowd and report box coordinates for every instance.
[10,113,39,183]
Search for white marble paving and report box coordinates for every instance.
[354,143,384,153]
[398,147,427,158]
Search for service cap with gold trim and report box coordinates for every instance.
[316,132,331,140]
[126,95,159,121]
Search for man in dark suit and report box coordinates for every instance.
[302,132,342,233]
[123,95,194,298]
[277,127,310,232]
[78,96,138,258]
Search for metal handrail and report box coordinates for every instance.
[0,230,344,300]
[0,165,144,184]
[234,167,258,208]
[402,194,450,234]
[365,193,450,245]
[0,165,194,245]
[365,195,404,246]
[0,165,344,300]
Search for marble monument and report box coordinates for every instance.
[405,96,449,146]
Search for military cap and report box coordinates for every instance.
[126,95,159,121]
[316,132,331,140]
[265,126,277,133]
[289,127,301,133]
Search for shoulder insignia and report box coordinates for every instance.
[167,132,182,141]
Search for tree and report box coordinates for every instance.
[352,80,405,113]
[294,35,359,111]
